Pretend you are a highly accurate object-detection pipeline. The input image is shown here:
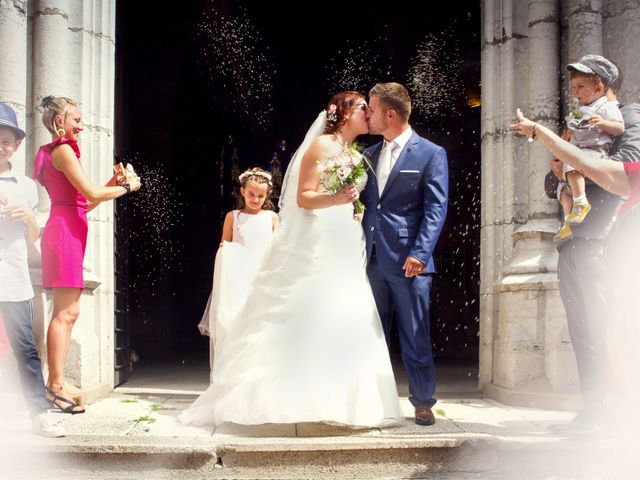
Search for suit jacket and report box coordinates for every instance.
[361,129,448,274]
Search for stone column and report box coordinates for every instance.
[566,0,603,60]
[481,0,640,409]
[480,0,581,410]
[602,1,640,102]
[28,0,117,402]
[0,0,28,172]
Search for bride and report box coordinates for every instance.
[180,91,402,428]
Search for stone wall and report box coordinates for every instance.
[480,0,640,409]
[0,0,117,400]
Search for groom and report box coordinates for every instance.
[362,82,448,426]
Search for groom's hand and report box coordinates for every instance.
[403,256,425,278]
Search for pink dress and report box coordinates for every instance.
[33,137,88,289]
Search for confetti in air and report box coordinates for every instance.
[122,162,185,292]
[407,32,464,120]
[196,2,276,130]
[324,39,392,93]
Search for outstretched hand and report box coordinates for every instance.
[509,108,537,138]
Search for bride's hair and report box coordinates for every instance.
[236,167,275,210]
[323,91,365,134]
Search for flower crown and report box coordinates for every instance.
[239,169,272,185]
[326,104,338,122]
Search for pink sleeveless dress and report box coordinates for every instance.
[33,137,88,289]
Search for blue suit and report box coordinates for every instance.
[361,128,448,407]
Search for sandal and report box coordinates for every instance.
[45,385,85,414]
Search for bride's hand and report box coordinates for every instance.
[331,184,359,205]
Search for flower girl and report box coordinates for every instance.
[198,167,278,367]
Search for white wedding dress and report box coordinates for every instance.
[180,112,402,428]
[197,210,274,370]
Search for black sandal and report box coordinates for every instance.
[46,385,85,414]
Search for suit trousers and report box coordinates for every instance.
[367,250,436,407]
[557,237,608,410]
[0,300,50,417]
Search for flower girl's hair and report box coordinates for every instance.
[237,167,274,210]
[323,91,366,135]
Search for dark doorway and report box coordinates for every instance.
[114,1,481,375]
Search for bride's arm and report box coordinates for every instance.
[297,138,359,209]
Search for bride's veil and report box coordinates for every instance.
[278,110,327,217]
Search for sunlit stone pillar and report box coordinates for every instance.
[0,0,28,172]
[602,1,640,101]
[481,0,580,409]
[29,0,117,402]
[566,0,603,60]
[481,0,640,409]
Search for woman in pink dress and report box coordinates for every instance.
[33,96,141,413]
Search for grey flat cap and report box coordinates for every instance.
[567,54,619,86]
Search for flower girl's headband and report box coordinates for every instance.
[239,169,272,185]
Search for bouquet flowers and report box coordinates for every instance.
[318,143,370,214]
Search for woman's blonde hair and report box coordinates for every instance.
[40,96,78,136]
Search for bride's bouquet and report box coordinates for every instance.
[318,144,370,214]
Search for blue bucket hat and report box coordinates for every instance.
[0,102,26,140]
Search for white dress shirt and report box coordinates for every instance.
[377,126,413,193]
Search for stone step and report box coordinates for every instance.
[4,432,498,479]
[2,392,634,479]
[4,430,634,480]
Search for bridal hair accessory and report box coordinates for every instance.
[239,168,273,185]
[326,104,338,122]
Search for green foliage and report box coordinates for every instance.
[132,415,156,424]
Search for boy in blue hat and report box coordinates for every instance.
[0,102,65,437]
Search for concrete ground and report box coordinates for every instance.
[1,358,638,479]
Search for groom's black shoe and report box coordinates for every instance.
[415,406,435,426]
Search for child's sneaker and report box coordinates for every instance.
[553,222,574,245]
[566,201,591,224]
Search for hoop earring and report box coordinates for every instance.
[56,128,66,137]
